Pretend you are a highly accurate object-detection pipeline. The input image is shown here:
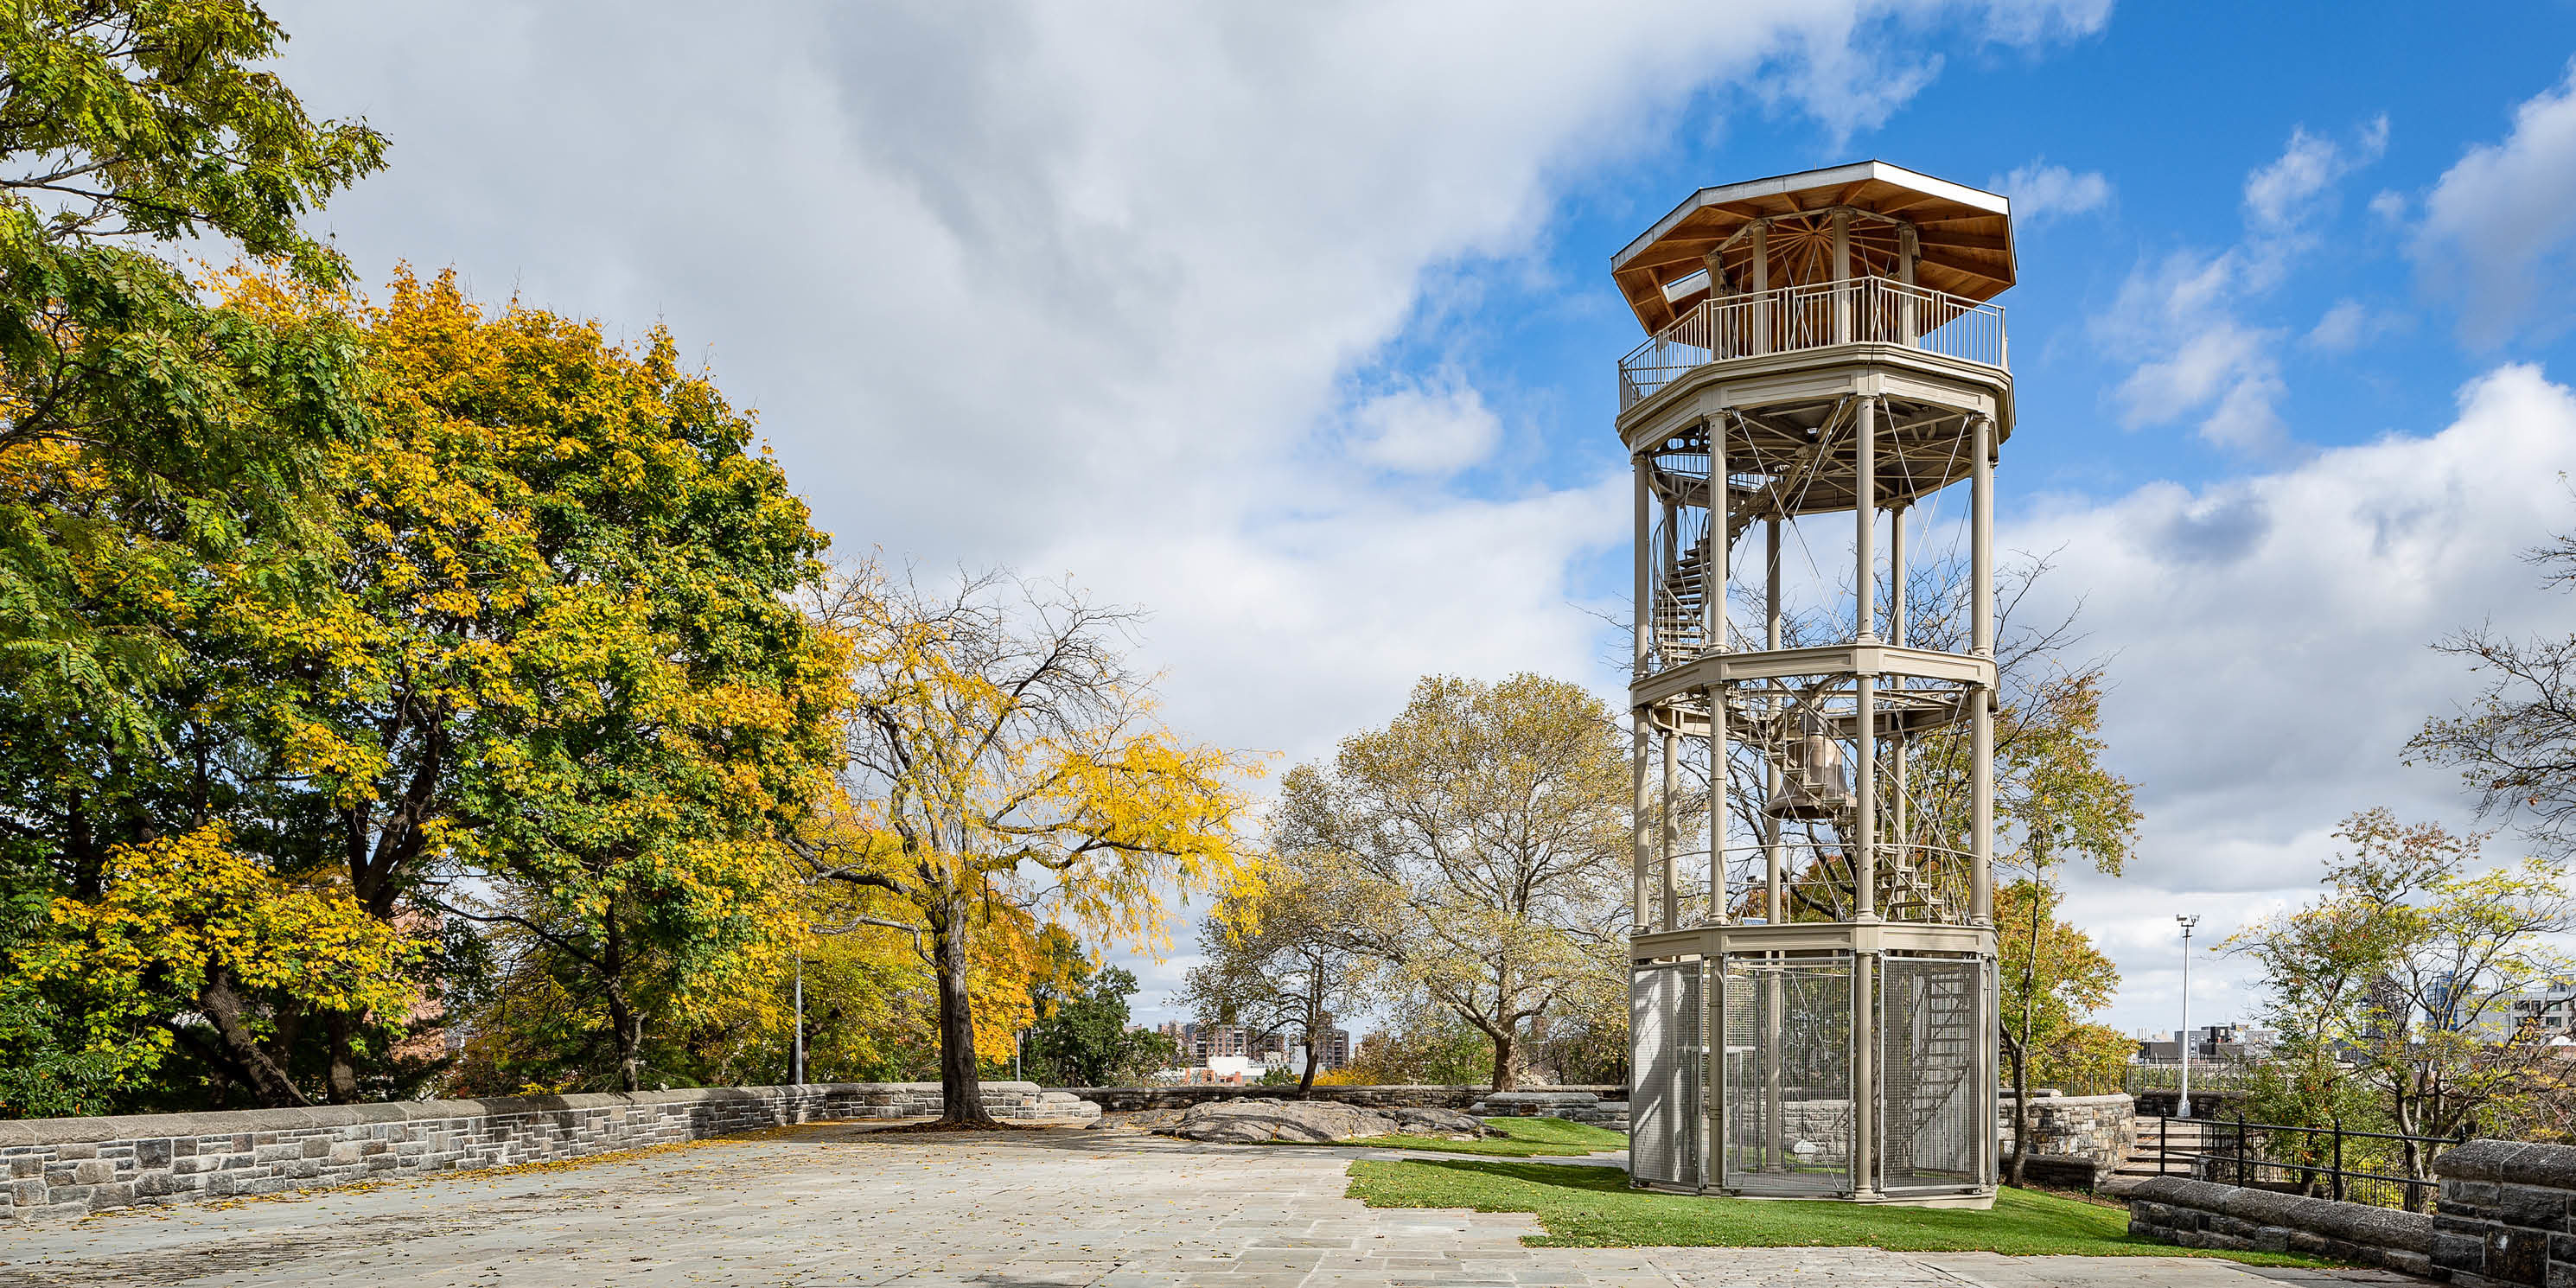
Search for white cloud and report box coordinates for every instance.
[2244,117,2386,233]
[251,1,2114,1012]
[2014,364,2576,1030]
[2099,250,2291,453]
[1346,376,1502,475]
[2305,297,2411,354]
[2097,118,2388,455]
[2414,60,2576,345]
[1991,160,2111,226]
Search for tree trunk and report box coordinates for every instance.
[324,1014,360,1104]
[198,966,310,1108]
[601,914,647,1093]
[1490,1026,1517,1092]
[932,900,998,1125]
[2005,1026,2030,1188]
[603,985,647,1093]
[1298,1033,1319,1097]
[2007,859,2047,1188]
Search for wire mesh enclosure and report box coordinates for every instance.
[1631,952,1994,1198]
[1629,961,1703,1187]
[1720,955,1853,1196]
[1878,954,1987,1190]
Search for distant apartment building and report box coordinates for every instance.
[1156,1023,1352,1070]
[2479,980,2576,1041]
[2134,1023,2276,1063]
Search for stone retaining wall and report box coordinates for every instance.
[0,1081,1093,1224]
[2430,1138,2576,1286]
[1999,1093,2137,1189]
[1058,1085,1620,1113]
[1471,1090,1629,1131]
[2126,1176,2437,1277]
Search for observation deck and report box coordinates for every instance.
[1617,275,2005,411]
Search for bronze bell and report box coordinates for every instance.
[1763,732,1852,819]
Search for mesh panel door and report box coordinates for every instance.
[1878,955,1985,1189]
[1720,955,1852,1196]
[1629,962,1696,1186]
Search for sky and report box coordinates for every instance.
[262,1,2576,1041]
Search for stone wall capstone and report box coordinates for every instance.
[1055,1085,1621,1113]
[2428,1137,2576,1287]
[0,1081,1094,1225]
[2125,1176,2436,1278]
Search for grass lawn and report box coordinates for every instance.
[1362,1116,1633,1158]
[1344,1158,2325,1266]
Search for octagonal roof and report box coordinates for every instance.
[1611,161,2015,334]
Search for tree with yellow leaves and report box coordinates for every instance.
[793,566,1259,1125]
[343,271,848,1094]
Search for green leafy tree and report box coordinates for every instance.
[1183,852,1382,1095]
[361,274,851,1094]
[2232,809,2576,1202]
[1272,673,1627,1091]
[0,1,393,1113]
[1022,963,1175,1087]
[1338,1013,1495,1086]
[1992,880,2124,1095]
[1993,673,2139,1184]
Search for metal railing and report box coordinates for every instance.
[2120,1061,2265,1098]
[2139,1113,2467,1212]
[1618,276,2007,409]
[1696,839,1977,927]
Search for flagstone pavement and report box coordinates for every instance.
[0,1124,2423,1287]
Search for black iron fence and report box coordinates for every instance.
[2121,1062,2262,1097]
[2139,1113,2467,1212]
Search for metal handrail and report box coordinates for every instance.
[1649,839,1978,926]
[1618,276,2007,410]
[2139,1112,2466,1213]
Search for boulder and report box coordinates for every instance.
[1090,1107,1189,1132]
[1384,1106,1491,1139]
[1157,1098,1402,1143]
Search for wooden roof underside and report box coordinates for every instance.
[1613,168,2015,335]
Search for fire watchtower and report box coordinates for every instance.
[1619,161,2008,1207]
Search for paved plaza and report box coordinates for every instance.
[0,1125,2417,1287]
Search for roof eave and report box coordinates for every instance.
[1610,160,2012,272]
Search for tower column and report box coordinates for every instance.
[1750,222,1770,355]
[1707,425,1730,924]
[1853,951,1877,1196]
[1764,516,1784,923]
[1661,728,1679,931]
[1898,223,1920,344]
[1854,397,1877,644]
[1831,209,1852,344]
[1632,462,1653,931]
[1853,394,1877,922]
[1891,501,1908,898]
[1971,414,1996,927]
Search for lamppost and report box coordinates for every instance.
[2177,914,2200,1119]
[791,947,806,1087]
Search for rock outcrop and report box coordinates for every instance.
[1145,1098,1493,1144]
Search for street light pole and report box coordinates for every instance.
[792,947,806,1087]
[2177,914,2199,1119]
